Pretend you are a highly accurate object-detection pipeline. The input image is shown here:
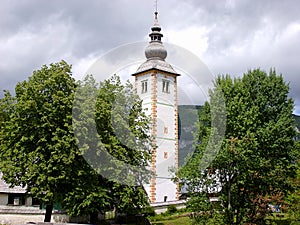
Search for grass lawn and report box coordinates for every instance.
[151,216,191,225]
[148,213,300,225]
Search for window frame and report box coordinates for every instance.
[141,80,148,94]
[162,79,170,93]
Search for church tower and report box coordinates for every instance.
[132,11,180,203]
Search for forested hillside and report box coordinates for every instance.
[178,105,300,166]
[178,105,202,166]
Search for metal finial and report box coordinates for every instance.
[155,0,158,13]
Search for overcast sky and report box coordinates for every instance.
[1,0,300,114]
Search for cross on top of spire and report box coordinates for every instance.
[152,0,160,31]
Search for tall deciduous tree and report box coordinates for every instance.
[63,75,111,223]
[0,63,151,222]
[180,69,298,225]
[64,74,151,222]
[72,74,151,218]
[95,75,151,216]
[0,91,15,133]
[0,61,78,222]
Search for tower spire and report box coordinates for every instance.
[133,5,179,75]
[149,10,163,43]
[153,0,159,28]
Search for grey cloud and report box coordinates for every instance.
[0,0,299,114]
[0,0,153,94]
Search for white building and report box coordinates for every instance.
[132,11,180,204]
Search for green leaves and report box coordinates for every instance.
[71,74,151,215]
[0,61,78,220]
[0,62,151,220]
[180,68,298,225]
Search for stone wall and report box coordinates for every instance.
[0,205,69,225]
[0,213,69,225]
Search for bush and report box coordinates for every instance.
[166,205,177,214]
[143,206,156,216]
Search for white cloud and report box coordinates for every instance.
[165,26,210,58]
[72,54,100,81]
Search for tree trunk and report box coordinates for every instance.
[44,204,53,222]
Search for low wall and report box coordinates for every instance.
[0,214,69,225]
[0,206,69,225]
[151,200,186,214]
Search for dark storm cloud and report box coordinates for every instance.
[163,0,300,113]
[0,0,299,113]
[163,0,300,53]
[0,0,153,95]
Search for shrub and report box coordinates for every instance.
[143,206,156,216]
[166,205,177,214]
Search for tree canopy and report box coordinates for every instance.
[0,61,78,221]
[179,69,298,225]
[0,62,151,223]
[70,74,151,219]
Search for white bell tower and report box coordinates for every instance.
[132,11,180,203]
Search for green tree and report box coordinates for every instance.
[286,142,300,223]
[0,63,151,222]
[0,61,78,222]
[71,74,151,220]
[180,69,298,224]
[63,75,111,223]
[0,91,14,126]
[95,76,151,216]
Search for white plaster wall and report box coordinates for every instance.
[155,137,177,202]
[156,106,175,140]
[155,73,178,202]
[155,180,177,202]
[137,72,178,203]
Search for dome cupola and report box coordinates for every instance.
[145,12,167,60]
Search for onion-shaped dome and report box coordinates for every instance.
[144,11,168,61]
[145,42,167,60]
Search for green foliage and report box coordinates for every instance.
[0,64,151,221]
[0,61,78,221]
[286,158,300,222]
[0,90,14,128]
[186,193,224,225]
[71,74,151,216]
[62,75,107,216]
[179,69,298,225]
[166,205,177,214]
[142,205,156,216]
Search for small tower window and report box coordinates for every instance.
[164,127,168,134]
[162,79,170,93]
[141,80,148,93]
[164,152,168,159]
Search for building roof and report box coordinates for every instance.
[133,58,179,75]
[0,173,26,194]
